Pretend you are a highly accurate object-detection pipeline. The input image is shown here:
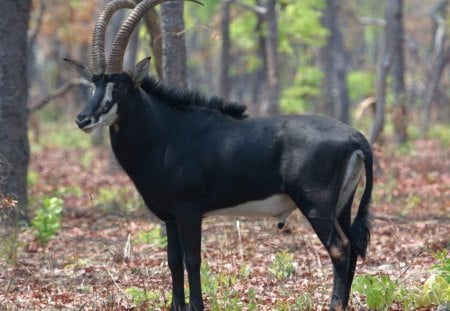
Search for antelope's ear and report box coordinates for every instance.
[63,58,94,82]
[133,57,151,88]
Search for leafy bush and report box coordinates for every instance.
[31,197,63,247]
[269,251,295,280]
[126,287,168,309]
[419,250,450,306]
[353,251,450,310]
[347,70,375,102]
[281,66,324,114]
[353,274,396,310]
[134,227,167,249]
[201,262,252,310]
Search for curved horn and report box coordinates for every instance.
[92,0,136,75]
[106,0,203,74]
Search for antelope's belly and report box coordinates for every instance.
[204,194,297,219]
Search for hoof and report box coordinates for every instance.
[329,300,345,311]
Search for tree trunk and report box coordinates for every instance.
[369,0,396,145]
[0,0,32,221]
[421,0,448,135]
[391,0,408,144]
[144,7,163,79]
[320,0,350,123]
[161,1,187,87]
[261,0,280,115]
[219,0,232,100]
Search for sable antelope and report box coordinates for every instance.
[65,0,373,309]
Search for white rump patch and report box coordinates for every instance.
[204,194,297,225]
[336,150,365,214]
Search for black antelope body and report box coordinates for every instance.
[65,1,373,309]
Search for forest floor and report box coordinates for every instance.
[0,138,449,310]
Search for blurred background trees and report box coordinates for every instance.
[1,0,450,219]
[25,0,450,134]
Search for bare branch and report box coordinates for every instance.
[28,78,90,113]
[233,0,267,16]
[358,16,386,26]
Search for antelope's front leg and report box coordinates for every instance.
[176,217,204,311]
[166,222,186,310]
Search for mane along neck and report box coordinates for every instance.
[140,76,248,119]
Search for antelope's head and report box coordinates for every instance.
[64,0,182,132]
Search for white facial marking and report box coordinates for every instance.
[204,194,297,220]
[100,82,114,108]
[81,82,118,131]
[97,103,118,126]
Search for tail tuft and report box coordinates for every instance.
[350,146,373,259]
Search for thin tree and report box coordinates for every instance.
[320,0,351,124]
[391,0,408,144]
[421,0,449,135]
[261,0,280,115]
[369,0,397,145]
[161,1,188,87]
[0,0,32,221]
[219,0,232,100]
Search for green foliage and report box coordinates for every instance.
[0,231,24,265]
[229,8,260,73]
[353,252,450,310]
[125,287,169,309]
[134,227,167,249]
[352,274,396,310]
[279,0,327,53]
[432,250,450,283]
[27,169,40,189]
[275,292,314,310]
[30,117,91,152]
[347,70,375,102]
[429,124,450,148]
[269,251,295,280]
[292,293,315,310]
[420,274,450,306]
[228,0,326,75]
[201,262,253,310]
[96,186,144,213]
[281,66,323,114]
[31,197,63,247]
[186,0,220,24]
[419,250,450,306]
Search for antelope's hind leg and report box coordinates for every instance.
[309,212,352,310]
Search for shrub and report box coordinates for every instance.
[31,197,63,247]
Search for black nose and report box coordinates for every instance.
[75,115,91,129]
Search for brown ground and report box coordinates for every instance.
[0,139,448,310]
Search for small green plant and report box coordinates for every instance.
[269,251,295,280]
[429,124,450,148]
[352,274,396,310]
[126,287,168,308]
[431,249,450,283]
[0,231,24,265]
[134,227,167,249]
[292,293,314,310]
[96,186,143,213]
[419,250,450,306]
[31,197,63,247]
[201,262,243,310]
